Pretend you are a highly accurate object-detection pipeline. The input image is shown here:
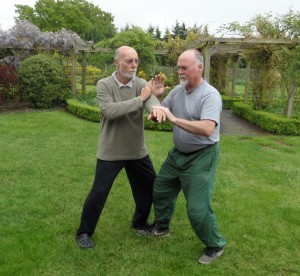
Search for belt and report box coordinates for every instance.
[178,144,214,155]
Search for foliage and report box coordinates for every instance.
[0,21,87,51]
[76,64,102,77]
[86,65,102,76]
[18,53,71,108]
[184,25,210,49]
[15,0,116,43]
[96,27,157,75]
[0,65,19,93]
[66,98,100,121]
[217,9,300,39]
[137,70,147,80]
[232,101,300,135]
[86,51,115,71]
[248,48,281,109]
[144,117,173,132]
[162,24,211,69]
[221,95,243,109]
[76,90,97,105]
[218,9,300,117]
[171,21,188,39]
[66,98,173,131]
[164,74,177,88]
[210,54,230,94]
[0,20,88,67]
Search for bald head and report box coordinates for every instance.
[178,49,204,66]
[114,46,138,61]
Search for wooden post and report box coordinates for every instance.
[230,55,239,97]
[203,45,211,82]
[71,52,77,97]
[286,48,296,118]
[81,52,87,93]
[280,45,296,118]
[244,61,251,102]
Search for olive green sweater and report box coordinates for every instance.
[96,73,160,161]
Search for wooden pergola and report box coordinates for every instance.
[194,37,300,82]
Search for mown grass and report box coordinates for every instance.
[0,110,299,276]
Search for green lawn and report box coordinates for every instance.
[0,110,299,275]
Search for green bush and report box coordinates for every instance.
[232,102,300,135]
[66,99,100,122]
[144,115,173,132]
[222,95,243,109]
[78,76,99,86]
[66,99,173,131]
[18,54,71,108]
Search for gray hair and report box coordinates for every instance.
[183,49,204,65]
[114,47,121,60]
[194,50,204,65]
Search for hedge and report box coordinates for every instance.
[66,99,100,122]
[232,102,300,135]
[221,95,243,109]
[67,98,300,135]
[66,99,173,132]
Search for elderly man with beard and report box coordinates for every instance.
[150,49,227,264]
[76,46,166,249]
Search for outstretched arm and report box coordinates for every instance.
[152,106,216,137]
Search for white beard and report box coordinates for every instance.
[179,77,188,86]
[120,71,136,79]
[119,66,136,79]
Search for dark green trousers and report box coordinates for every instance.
[153,143,227,248]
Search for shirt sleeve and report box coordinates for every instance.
[97,78,143,120]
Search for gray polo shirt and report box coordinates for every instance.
[162,80,222,153]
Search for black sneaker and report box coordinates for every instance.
[198,247,224,264]
[76,233,94,249]
[150,227,170,237]
[133,223,154,236]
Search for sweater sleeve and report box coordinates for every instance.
[96,78,143,120]
[144,94,161,113]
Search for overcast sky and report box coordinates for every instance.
[1,0,300,35]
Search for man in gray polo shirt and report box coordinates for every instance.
[151,49,227,264]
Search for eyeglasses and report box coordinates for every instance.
[123,59,140,65]
[174,65,191,72]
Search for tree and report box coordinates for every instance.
[96,27,157,77]
[147,25,155,36]
[15,0,116,43]
[154,27,162,40]
[147,25,162,41]
[171,21,187,40]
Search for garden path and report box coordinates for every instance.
[221,109,269,135]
